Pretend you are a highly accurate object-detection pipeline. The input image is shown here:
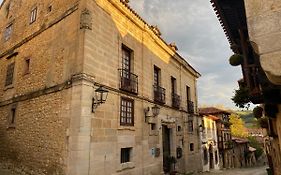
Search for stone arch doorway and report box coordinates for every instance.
[209,144,214,169]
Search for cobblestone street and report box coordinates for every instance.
[200,166,268,175]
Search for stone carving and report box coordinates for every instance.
[80,9,92,30]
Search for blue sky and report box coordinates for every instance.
[0,0,244,109]
[130,0,243,109]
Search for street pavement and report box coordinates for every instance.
[200,166,268,175]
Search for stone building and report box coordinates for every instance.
[200,114,220,172]
[211,0,281,174]
[0,0,201,175]
[199,107,233,169]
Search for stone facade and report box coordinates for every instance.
[200,115,220,172]
[243,1,281,174]
[0,0,201,175]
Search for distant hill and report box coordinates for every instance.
[236,110,258,128]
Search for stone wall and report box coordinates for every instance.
[79,0,201,174]
[0,0,82,174]
[244,0,281,85]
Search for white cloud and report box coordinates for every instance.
[130,0,243,109]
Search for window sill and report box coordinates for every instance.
[4,84,14,91]
[149,130,159,136]
[117,162,135,172]
[118,126,135,131]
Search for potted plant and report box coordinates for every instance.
[253,106,263,119]
[229,54,243,66]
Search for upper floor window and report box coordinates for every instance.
[171,77,176,94]
[30,7,37,24]
[188,120,193,133]
[186,86,190,100]
[122,46,131,72]
[154,66,161,86]
[4,24,13,41]
[189,143,194,151]
[5,62,15,86]
[120,97,134,126]
[23,58,31,75]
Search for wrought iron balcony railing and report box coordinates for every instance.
[187,100,194,114]
[172,93,180,108]
[154,85,166,104]
[119,69,138,94]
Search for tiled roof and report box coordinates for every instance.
[199,107,231,115]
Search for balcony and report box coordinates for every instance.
[154,85,166,104]
[172,93,180,108]
[187,100,194,114]
[119,69,138,94]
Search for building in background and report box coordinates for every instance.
[211,0,281,174]
[200,114,220,172]
[199,107,233,169]
[0,0,201,174]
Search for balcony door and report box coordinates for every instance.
[122,47,131,78]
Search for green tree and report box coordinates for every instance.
[229,113,248,138]
[247,136,263,158]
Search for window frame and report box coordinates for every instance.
[187,120,194,133]
[120,97,134,126]
[30,6,38,24]
[121,147,132,163]
[5,62,15,87]
[4,23,13,41]
[189,143,194,152]
[153,65,161,86]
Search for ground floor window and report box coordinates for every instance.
[121,147,132,163]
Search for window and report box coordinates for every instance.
[151,123,156,131]
[122,46,131,72]
[190,143,194,151]
[171,77,176,94]
[8,104,17,128]
[177,125,182,132]
[154,66,161,86]
[48,5,53,12]
[30,7,37,24]
[5,62,15,86]
[121,147,132,163]
[24,58,30,75]
[186,86,190,100]
[4,24,13,41]
[188,120,193,132]
[120,97,134,126]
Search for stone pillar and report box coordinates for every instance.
[67,74,95,175]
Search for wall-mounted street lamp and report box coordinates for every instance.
[144,105,160,123]
[144,105,160,117]
[92,86,109,113]
[151,105,160,116]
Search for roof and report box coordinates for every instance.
[119,1,201,77]
[206,115,220,121]
[210,0,248,53]
[199,107,231,115]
